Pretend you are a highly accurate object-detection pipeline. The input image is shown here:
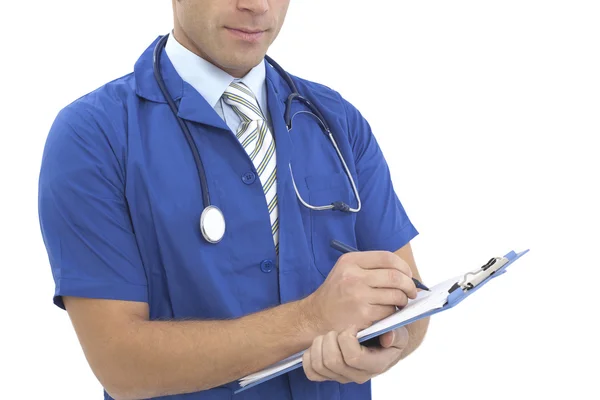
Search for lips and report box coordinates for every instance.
[229,28,266,34]
[233,28,265,33]
[225,27,267,43]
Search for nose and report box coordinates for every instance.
[237,0,269,14]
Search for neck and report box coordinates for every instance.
[171,27,250,78]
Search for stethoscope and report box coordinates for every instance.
[152,33,361,244]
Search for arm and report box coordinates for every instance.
[340,93,428,357]
[391,242,430,360]
[64,296,318,399]
[37,106,317,399]
[66,244,423,399]
[299,95,429,384]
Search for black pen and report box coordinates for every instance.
[330,239,430,291]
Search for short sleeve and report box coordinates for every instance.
[342,97,419,252]
[38,105,148,310]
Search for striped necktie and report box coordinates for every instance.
[222,81,279,254]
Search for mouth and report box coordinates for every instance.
[225,27,267,43]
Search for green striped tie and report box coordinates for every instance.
[222,81,279,254]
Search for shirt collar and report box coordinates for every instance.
[165,32,266,108]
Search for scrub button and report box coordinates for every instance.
[260,259,274,273]
[242,171,256,185]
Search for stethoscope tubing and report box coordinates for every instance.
[152,33,360,244]
[153,34,212,210]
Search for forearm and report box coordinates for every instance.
[93,299,317,399]
[398,263,431,359]
[393,243,429,359]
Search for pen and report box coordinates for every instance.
[330,239,430,291]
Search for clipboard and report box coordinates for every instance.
[235,249,530,394]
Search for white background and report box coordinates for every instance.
[1,0,599,399]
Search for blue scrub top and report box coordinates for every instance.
[38,36,419,400]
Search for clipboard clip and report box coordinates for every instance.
[448,256,510,294]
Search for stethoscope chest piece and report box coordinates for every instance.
[200,206,226,243]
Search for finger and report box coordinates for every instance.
[379,326,410,349]
[342,251,413,277]
[320,331,353,384]
[303,340,328,382]
[363,269,418,299]
[309,334,348,382]
[334,326,375,384]
[337,325,372,372]
[339,327,400,376]
[367,288,411,308]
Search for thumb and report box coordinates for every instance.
[343,324,360,338]
[381,327,409,349]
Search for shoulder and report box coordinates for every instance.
[42,73,138,182]
[46,73,138,155]
[54,73,136,135]
[285,73,370,143]
[287,74,343,104]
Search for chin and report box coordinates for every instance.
[229,55,265,72]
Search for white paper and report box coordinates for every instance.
[239,353,304,386]
[357,275,461,339]
[238,275,462,387]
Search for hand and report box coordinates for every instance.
[302,325,410,384]
[304,251,417,333]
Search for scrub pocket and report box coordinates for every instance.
[305,172,357,278]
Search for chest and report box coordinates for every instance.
[123,102,359,319]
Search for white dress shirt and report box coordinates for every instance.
[165,33,271,134]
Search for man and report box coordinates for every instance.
[38,0,429,399]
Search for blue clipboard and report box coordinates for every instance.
[235,249,530,394]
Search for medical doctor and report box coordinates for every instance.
[38,1,430,399]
